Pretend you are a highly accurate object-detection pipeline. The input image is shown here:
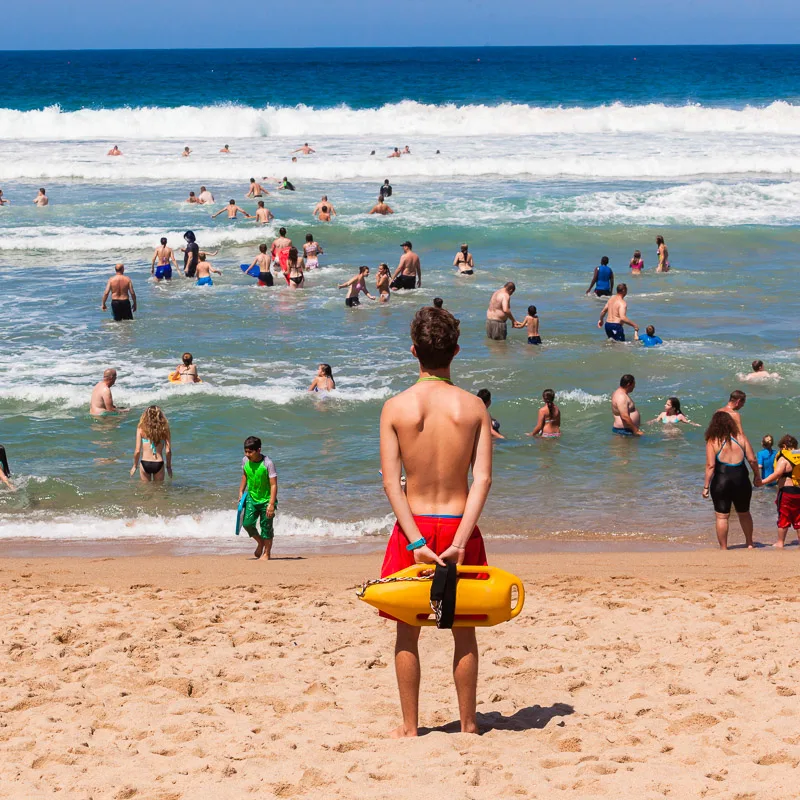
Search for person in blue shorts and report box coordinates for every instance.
[639,325,663,347]
[195,252,221,287]
[598,284,638,342]
[586,256,614,297]
[151,237,178,282]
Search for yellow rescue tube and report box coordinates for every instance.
[357,564,524,627]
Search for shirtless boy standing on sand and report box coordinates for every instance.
[611,374,642,436]
[379,306,493,737]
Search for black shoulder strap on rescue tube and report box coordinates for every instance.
[430,563,457,629]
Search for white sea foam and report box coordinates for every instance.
[2,100,800,140]
[0,509,394,540]
[557,389,607,406]
[0,381,391,410]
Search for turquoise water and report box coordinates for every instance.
[0,47,799,549]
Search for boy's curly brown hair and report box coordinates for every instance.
[410,307,460,370]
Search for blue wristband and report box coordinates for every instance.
[406,537,426,552]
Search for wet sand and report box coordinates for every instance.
[2,551,800,799]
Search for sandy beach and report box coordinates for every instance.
[2,550,800,799]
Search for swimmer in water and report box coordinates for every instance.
[453,244,474,275]
[308,363,335,392]
[186,191,199,204]
[89,369,129,415]
[130,406,172,483]
[432,297,444,309]
[286,247,305,289]
[33,188,49,207]
[741,359,781,382]
[246,178,269,198]
[212,199,252,220]
[245,244,274,286]
[293,143,316,155]
[630,250,644,273]
[514,305,541,345]
[255,201,274,225]
[303,233,323,269]
[656,235,670,272]
[376,263,391,302]
[220,144,231,153]
[195,252,222,286]
[369,196,394,215]
[649,397,699,427]
[388,147,401,158]
[611,374,642,436]
[403,146,411,154]
[107,145,122,156]
[151,237,178,281]
[586,256,613,297]
[528,389,561,437]
[638,325,663,347]
[598,284,638,342]
[173,352,200,384]
[339,266,376,307]
[198,186,215,204]
[313,196,337,218]
[477,389,504,440]
[317,205,332,222]
[0,448,13,491]
[182,147,191,157]
[0,189,9,206]
[271,228,293,274]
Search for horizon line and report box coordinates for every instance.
[1,42,800,54]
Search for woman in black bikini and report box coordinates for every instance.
[130,406,172,483]
[703,411,761,549]
[286,247,305,289]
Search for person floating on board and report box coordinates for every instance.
[379,306,493,737]
[238,436,278,560]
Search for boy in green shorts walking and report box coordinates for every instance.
[238,436,278,559]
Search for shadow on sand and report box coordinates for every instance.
[420,702,574,735]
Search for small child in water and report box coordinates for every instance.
[476,389,504,440]
[630,250,644,273]
[514,305,541,344]
[238,436,278,559]
[757,434,778,487]
[639,325,663,347]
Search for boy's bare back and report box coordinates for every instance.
[381,382,489,515]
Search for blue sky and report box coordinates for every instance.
[2,0,799,49]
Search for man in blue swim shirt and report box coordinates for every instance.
[585,256,614,297]
[598,283,638,342]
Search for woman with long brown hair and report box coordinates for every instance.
[703,411,760,549]
[286,246,305,289]
[131,406,172,482]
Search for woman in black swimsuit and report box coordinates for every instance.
[703,411,761,549]
[130,406,172,483]
[286,247,305,289]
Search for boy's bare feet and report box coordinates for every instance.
[389,724,418,738]
[254,540,264,559]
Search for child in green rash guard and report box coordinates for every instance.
[238,436,278,560]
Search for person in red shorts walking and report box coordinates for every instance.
[379,305,493,737]
[762,434,800,548]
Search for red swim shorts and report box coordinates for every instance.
[379,515,488,621]
[777,490,800,530]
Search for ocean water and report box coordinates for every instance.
[1,46,799,552]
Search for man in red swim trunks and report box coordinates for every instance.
[379,306,493,737]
